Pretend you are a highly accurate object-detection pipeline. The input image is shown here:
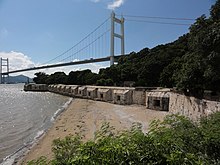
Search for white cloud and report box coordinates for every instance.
[0,51,35,72]
[90,0,125,10]
[0,51,108,78]
[107,0,125,10]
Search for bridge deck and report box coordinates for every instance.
[2,55,126,75]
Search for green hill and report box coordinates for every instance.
[34,0,220,98]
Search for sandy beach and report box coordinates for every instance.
[19,98,168,164]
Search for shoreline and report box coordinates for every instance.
[19,98,168,164]
[1,97,73,165]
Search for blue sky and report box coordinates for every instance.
[0,0,216,76]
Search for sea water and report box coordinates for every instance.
[0,84,72,164]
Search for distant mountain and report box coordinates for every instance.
[8,75,34,84]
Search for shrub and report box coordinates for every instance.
[27,113,220,165]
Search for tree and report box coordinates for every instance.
[98,66,121,85]
[46,72,67,84]
[67,71,79,85]
[96,78,114,86]
[210,0,220,21]
[33,72,48,84]
[159,57,182,88]
[84,72,100,85]
[173,53,206,97]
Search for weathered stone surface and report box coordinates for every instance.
[169,92,220,121]
[25,84,220,120]
[24,84,48,92]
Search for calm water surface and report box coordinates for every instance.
[0,84,72,164]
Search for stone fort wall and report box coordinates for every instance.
[24,84,220,120]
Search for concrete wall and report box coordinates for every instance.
[24,84,220,120]
[56,85,63,94]
[146,91,170,111]
[146,91,220,120]
[60,85,66,94]
[86,87,97,99]
[96,88,112,102]
[63,86,72,96]
[24,84,48,91]
[147,97,169,111]
[169,92,220,121]
[113,89,133,105]
[54,85,59,93]
[77,87,87,97]
[70,86,78,97]
[133,90,146,105]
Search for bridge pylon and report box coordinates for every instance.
[0,58,9,84]
[110,11,125,66]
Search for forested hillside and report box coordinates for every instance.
[34,0,220,97]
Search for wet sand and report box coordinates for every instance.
[20,99,167,164]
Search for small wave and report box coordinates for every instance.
[1,157,14,165]
[34,130,45,141]
[50,98,73,122]
[1,145,28,165]
[1,145,24,165]
[1,98,73,165]
[1,129,45,165]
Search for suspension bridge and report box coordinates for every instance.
[0,12,126,84]
[0,12,195,84]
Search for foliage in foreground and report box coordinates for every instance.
[27,112,220,165]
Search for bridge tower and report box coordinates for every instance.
[110,12,125,66]
[0,58,9,84]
